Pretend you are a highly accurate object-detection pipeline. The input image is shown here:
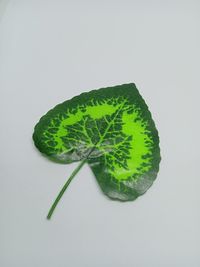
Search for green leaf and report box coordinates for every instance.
[33,83,161,219]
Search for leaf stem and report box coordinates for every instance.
[47,158,87,220]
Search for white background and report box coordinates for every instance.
[0,0,199,266]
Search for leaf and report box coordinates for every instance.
[33,83,161,219]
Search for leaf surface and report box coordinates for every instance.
[33,83,161,201]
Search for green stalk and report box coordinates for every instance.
[47,159,87,220]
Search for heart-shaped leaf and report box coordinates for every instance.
[33,83,161,219]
